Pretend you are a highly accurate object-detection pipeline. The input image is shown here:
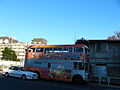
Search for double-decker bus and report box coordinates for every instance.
[24,44,90,84]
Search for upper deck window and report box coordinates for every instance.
[69,47,73,52]
[36,48,44,52]
[28,48,36,52]
[63,47,68,52]
[74,47,83,53]
[53,47,62,53]
[45,48,53,52]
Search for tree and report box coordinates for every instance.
[1,47,19,61]
[107,31,120,40]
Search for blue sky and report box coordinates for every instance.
[0,0,120,44]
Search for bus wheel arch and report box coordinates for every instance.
[34,71,41,79]
[72,74,84,84]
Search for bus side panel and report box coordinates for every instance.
[24,66,72,81]
[24,59,72,81]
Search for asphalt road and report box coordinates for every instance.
[0,73,119,90]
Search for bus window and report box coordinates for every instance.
[36,48,44,52]
[74,62,78,69]
[85,48,88,54]
[45,48,53,53]
[53,47,62,53]
[28,48,36,52]
[28,49,32,52]
[74,47,83,53]
[69,47,72,52]
[63,47,68,52]
[79,62,83,69]
[73,62,84,70]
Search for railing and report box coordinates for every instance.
[91,76,120,86]
[98,76,110,85]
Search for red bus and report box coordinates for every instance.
[24,44,90,84]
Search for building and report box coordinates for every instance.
[0,37,30,63]
[0,37,18,44]
[75,39,120,81]
[0,37,48,63]
[31,38,47,45]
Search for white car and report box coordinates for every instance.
[3,66,38,80]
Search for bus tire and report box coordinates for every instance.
[72,75,84,85]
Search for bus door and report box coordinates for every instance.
[72,61,88,80]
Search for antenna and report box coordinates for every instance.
[74,34,77,43]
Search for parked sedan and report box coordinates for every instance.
[3,66,38,80]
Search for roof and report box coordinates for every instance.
[89,40,120,43]
[28,44,88,49]
[12,66,23,68]
[75,39,120,47]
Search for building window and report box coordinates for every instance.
[95,43,108,52]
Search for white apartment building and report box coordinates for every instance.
[31,38,47,45]
[0,37,30,62]
[0,37,47,63]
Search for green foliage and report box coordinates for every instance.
[1,47,19,61]
[16,59,20,61]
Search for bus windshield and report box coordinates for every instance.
[74,47,83,53]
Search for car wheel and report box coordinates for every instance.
[21,75,26,80]
[5,72,9,77]
[34,72,40,80]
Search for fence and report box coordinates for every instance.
[91,76,120,86]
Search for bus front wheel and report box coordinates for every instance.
[72,75,84,85]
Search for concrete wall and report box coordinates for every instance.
[0,60,24,71]
[89,42,120,77]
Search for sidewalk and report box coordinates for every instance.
[88,81,120,89]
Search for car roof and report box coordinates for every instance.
[12,66,23,68]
